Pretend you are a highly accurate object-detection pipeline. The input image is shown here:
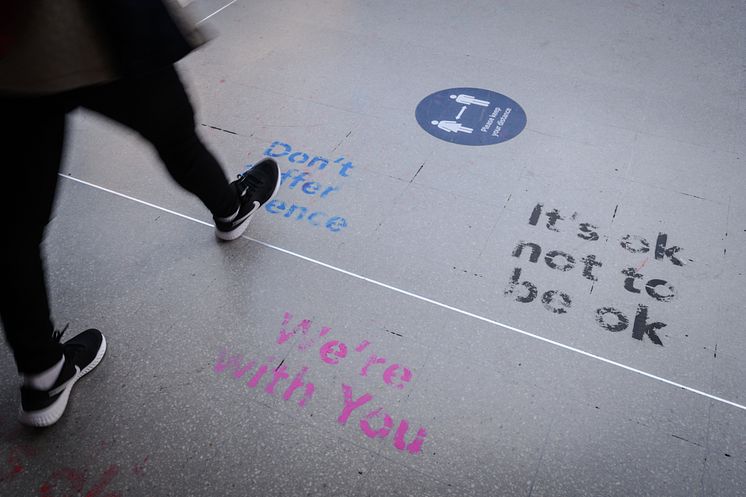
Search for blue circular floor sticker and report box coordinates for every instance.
[416,88,527,146]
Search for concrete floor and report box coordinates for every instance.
[1,0,745,495]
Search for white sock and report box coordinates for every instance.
[23,356,65,390]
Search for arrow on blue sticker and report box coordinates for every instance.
[415,88,527,146]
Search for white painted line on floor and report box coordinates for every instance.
[196,0,238,25]
[60,173,746,413]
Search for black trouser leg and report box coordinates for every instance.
[0,98,67,374]
[1,66,235,373]
[82,66,237,217]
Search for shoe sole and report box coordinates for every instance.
[215,160,282,241]
[19,335,107,428]
[215,204,258,241]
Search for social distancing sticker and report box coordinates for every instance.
[416,87,526,145]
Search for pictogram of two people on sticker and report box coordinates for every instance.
[431,93,490,134]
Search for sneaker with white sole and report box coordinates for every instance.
[214,158,281,241]
[19,328,107,427]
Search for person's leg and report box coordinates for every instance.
[0,97,67,374]
[81,65,239,218]
[1,94,108,427]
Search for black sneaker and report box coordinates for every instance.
[19,328,107,427]
[214,158,281,241]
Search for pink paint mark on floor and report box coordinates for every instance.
[319,326,332,337]
[393,420,428,455]
[383,364,413,389]
[360,409,394,439]
[354,340,371,352]
[277,312,294,344]
[359,354,386,376]
[283,367,315,407]
[338,385,373,424]
[232,360,256,379]
[132,456,149,478]
[1,445,37,482]
[214,350,244,374]
[84,464,119,497]
[39,468,86,497]
[319,340,348,365]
